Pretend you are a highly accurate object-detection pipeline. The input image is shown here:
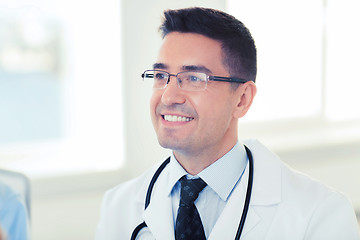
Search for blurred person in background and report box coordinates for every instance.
[0,182,29,240]
[0,226,6,240]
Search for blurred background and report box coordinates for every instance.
[0,0,359,239]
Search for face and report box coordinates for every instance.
[150,32,246,158]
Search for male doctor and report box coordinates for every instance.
[95,7,360,240]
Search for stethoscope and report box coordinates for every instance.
[131,145,254,240]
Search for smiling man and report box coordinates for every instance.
[95,7,360,240]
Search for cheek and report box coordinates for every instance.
[192,97,222,126]
[150,91,160,110]
[149,92,160,122]
[197,94,236,123]
[150,90,168,129]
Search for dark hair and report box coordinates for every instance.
[159,7,257,85]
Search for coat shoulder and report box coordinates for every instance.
[278,162,359,239]
[95,160,168,240]
[280,160,345,207]
[103,161,163,206]
[244,139,359,239]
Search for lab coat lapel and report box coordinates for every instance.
[242,139,283,238]
[209,139,282,239]
[243,139,282,206]
[208,161,261,240]
[141,168,175,240]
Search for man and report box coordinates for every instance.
[95,7,360,240]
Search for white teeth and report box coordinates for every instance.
[164,115,193,122]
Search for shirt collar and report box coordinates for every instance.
[166,142,248,201]
[166,152,188,197]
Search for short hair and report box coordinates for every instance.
[159,7,257,85]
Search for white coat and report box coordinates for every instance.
[95,140,360,240]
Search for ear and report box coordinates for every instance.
[232,81,257,119]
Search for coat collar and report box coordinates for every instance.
[243,139,282,206]
[208,159,261,239]
[134,162,175,240]
[210,139,282,239]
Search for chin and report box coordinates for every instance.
[158,138,184,151]
[158,139,176,150]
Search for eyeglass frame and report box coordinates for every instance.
[141,69,248,91]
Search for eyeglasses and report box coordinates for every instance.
[141,70,248,91]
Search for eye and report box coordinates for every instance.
[189,75,201,82]
[154,72,167,80]
[180,72,206,84]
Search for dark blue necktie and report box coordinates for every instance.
[175,176,207,240]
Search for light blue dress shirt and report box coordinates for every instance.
[166,142,248,238]
[0,183,29,240]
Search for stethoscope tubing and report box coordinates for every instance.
[235,145,254,239]
[131,145,253,240]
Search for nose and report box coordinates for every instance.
[161,75,186,106]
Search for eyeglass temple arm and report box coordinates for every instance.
[141,72,172,86]
[210,76,248,83]
[141,73,154,78]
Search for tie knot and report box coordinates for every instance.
[179,176,207,207]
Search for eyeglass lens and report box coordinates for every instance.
[143,70,207,91]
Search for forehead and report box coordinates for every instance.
[156,32,228,75]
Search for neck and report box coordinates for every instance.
[173,138,238,176]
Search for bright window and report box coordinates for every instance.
[227,0,360,149]
[0,1,123,178]
[325,0,360,121]
[227,0,360,122]
[227,0,324,121]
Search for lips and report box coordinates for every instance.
[156,104,197,124]
[163,114,194,122]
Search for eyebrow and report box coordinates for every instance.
[153,63,168,69]
[152,63,212,74]
[181,65,212,74]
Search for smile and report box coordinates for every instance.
[163,115,194,122]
